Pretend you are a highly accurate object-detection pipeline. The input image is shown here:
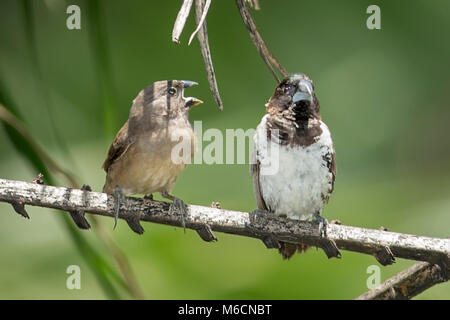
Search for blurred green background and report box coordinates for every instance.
[0,0,449,299]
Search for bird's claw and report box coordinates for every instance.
[114,186,125,229]
[314,214,342,258]
[169,197,187,233]
[251,208,277,218]
[315,214,328,238]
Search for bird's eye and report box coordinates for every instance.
[168,87,177,96]
[283,85,292,94]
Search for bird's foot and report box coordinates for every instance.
[251,209,278,219]
[314,214,328,238]
[170,198,187,233]
[114,186,126,229]
[314,214,341,259]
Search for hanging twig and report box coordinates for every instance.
[356,260,449,300]
[235,0,288,83]
[172,0,194,43]
[193,0,223,110]
[245,0,261,10]
[188,0,211,45]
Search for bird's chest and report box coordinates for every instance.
[255,117,333,219]
[121,125,195,194]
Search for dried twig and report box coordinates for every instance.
[245,0,260,10]
[188,0,211,45]
[1,178,449,270]
[235,0,288,82]
[356,261,450,300]
[172,0,194,43]
[193,0,223,111]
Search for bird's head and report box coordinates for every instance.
[266,74,320,122]
[131,80,203,119]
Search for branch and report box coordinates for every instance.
[356,260,450,300]
[1,178,449,269]
[235,0,288,82]
[188,0,211,45]
[193,0,223,111]
[171,0,223,111]
[172,0,194,43]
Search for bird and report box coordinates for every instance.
[250,73,336,259]
[102,80,203,233]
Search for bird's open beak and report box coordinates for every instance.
[184,97,203,108]
[182,80,198,88]
[182,80,202,107]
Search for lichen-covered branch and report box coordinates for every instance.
[1,178,449,271]
[356,261,449,300]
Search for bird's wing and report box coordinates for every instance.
[102,121,134,173]
[250,145,269,211]
[322,145,336,203]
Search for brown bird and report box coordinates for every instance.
[102,80,202,233]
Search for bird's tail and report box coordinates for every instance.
[279,242,310,260]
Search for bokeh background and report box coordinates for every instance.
[0,0,449,299]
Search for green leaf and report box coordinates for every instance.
[0,80,124,299]
[85,0,118,139]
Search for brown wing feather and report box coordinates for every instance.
[322,145,336,203]
[102,121,134,173]
[250,146,268,211]
[330,150,336,193]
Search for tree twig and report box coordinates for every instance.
[1,178,449,269]
[193,0,223,111]
[356,260,450,300]
[235,0,288,83]
[188,0,211,45]
[245,0,260,11]
[172,0,194,43]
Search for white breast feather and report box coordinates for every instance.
[254,115,334,220]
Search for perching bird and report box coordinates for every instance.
[102,80,203,233]
[251,73,336,259]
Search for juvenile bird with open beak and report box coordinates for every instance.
[251,74,337,259]
[102,80,202,233]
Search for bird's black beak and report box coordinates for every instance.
[182,80,198,88]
